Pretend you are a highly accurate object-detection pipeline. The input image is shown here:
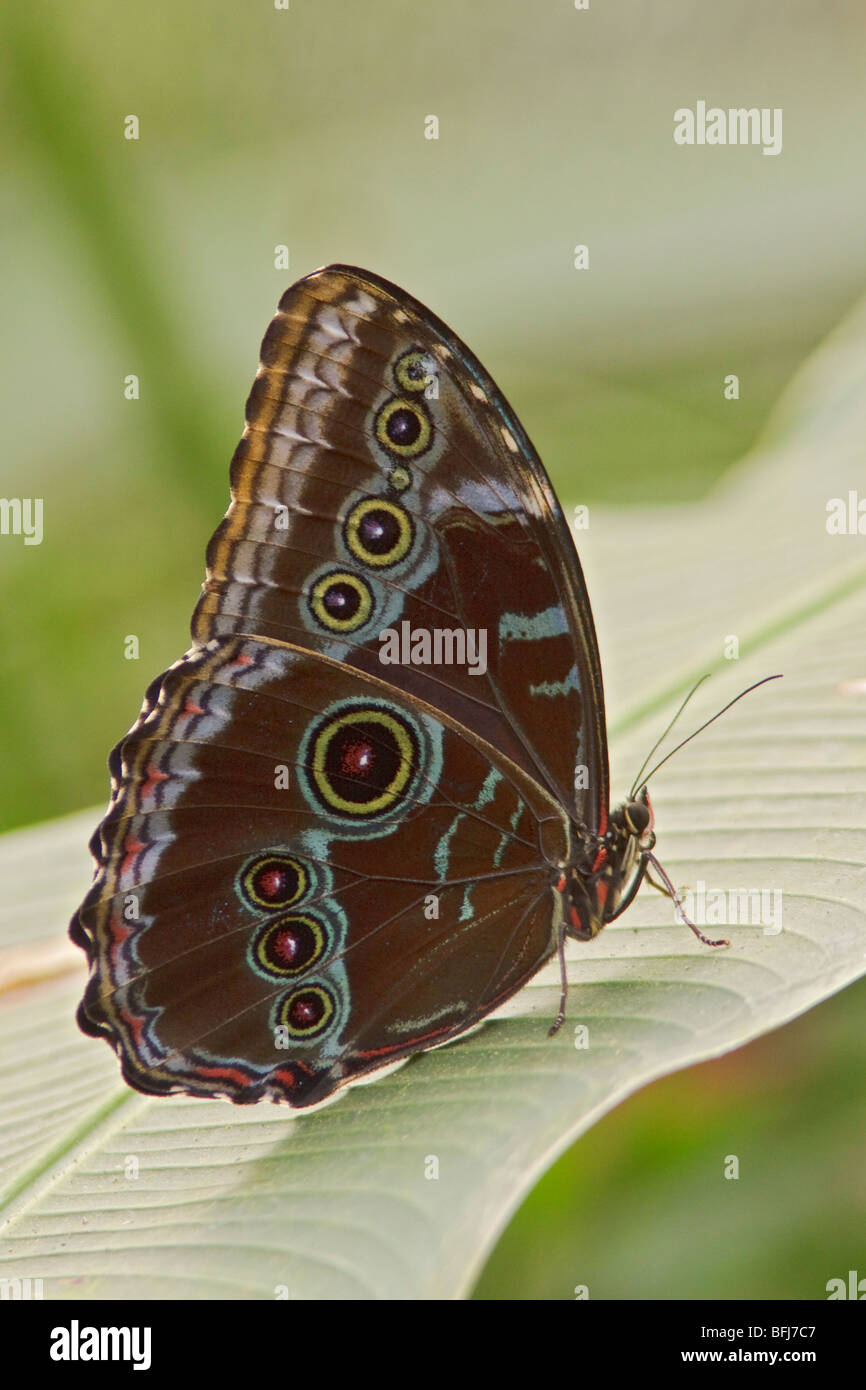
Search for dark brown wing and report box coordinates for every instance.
[72,637,565,1108]
[192,266,609,827]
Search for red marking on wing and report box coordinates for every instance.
[109,908,131,946]
[127,1012,146,1048]
[341,738,374,777]
[189,1061,258,1088]
[358,1018,461,1061]
[140,765,169,802]
[273,1062,315,1089]
[120,835,146,876]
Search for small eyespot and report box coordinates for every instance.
[239,854,308,911]
[253,914,326,978]
[276,983,337,1038]
[394,348,436,394]
[389,466,412,493]
[374,397,432,458]
[309,570,373,632]
[344,497,414,569]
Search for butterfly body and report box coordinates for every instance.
[72,266,658,1110]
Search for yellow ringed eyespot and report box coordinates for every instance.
[394,348,436,394]
[374,396,432,458]
[344,497,414,569]
[276,983,336,1038]
[309,706,417,817]
[239,854,308,911]
[389,466,412,492]
[253,914,326,978]
[309,570,373,631]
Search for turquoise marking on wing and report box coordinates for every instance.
[530,664,578,698]
[434,812,465,882]
[475,768,502,809]
[300,828,335,864]
[499,605,568,643]
[493,801,524,869]
[435,772,518,916]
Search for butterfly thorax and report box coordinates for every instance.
[560,787,655,941]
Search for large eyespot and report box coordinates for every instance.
[276,983,337,1039]
[309,570,373,632]
[239,854,308,911]
[307,704,418,817]
[394,348,436,394]
[374,396,432,458]
[252,914,326,978]
[344,497,414,569]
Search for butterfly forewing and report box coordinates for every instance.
[192,266,608,824]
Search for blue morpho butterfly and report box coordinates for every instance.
[70,266,777,1110]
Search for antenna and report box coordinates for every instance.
[628,674,711,799]
[629,674,783,799]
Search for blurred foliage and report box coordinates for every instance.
[2,0,865,1300]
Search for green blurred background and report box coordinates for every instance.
[2,1,864,1299]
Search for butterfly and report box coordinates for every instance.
[70,264,737,1111]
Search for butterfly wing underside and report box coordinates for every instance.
[72,265,610,1108]
[73,638,564,1107]
[193,265,610,828]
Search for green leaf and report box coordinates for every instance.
[2,303,865,1302]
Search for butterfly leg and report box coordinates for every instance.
[645,852,729,948]
[547,921,570,1037]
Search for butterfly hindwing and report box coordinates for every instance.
[73,636,564,1107]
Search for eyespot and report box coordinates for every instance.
[394,348,436,394]
[252,913,326,978]
[275,983,337,1038]
[374,396,432,458]
[239,854,308,911]
[309,570,373,632]
[344,497,414,569]
[389,466,412,493]
[307,704,417,817]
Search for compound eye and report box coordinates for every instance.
[624,800,651,836]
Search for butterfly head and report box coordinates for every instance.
[562,786,655,941]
